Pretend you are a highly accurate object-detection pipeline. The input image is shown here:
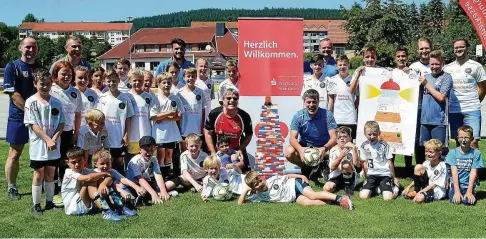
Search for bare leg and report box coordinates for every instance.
[5,144,24,186]
[296,195,326,206]
[301,186,337,201]
[323,182,337,192]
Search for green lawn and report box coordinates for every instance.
[1,140,486,237]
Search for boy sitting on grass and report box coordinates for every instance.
[446,125,484,205]
[215,135,240,168]
[402,139,447,203]
[179,133,209,192]
[201,156,243,201]
[77,109,109,168]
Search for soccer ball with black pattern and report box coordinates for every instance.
[212,183,233,201]
[302,147,321,167]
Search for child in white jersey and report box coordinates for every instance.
[167,62,184,93]
[127,69,155,157]
[359,121,399,200]
[301,54,330,109]
[239,171,353,210]
[143,70,156,98]
[115,58,131,93]
[195,58,214,119]
[324,126,359,195]
[77,109,110,167]
[90,67,108,95]
[61,147,123,221]
[150,72,183,177]
[402,139,447,203]
[179,133,209,192]
[201,156,243,201]
[74,66,98,128]
[177,67,206,152]
[25,69,65,214]
[97,71,134,175]
[217,60,239,105]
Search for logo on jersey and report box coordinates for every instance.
[145,98,151,105]
[273,184,279,190]
[319,82,326,88]
[196,94,202,101]
[127,83,132,89]
[171,101,177,107]
[434,170,439,176]
[207,84,212,89]
[465,68,472,74]
[409,73,418,79]
[87,96,94,102]
[71,92,77,99]
[22,71,29,78]
[199,161,204,167]
[101,135,106,141]
[51,108,59,116]
[119,103,126,109]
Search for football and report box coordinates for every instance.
[302,147,321,166]
[212,183,233,201]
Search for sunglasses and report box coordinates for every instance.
[225,97,239,101]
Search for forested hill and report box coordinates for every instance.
[115,8,344,30]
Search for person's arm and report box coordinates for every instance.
[150,111,177,121]
[328,94,335,112]
[3,63,26,111]
[450,166,463,204]
[182,170,202,191]
[76,172,111,183]
[321,129,336,157]
[464,168,478,204]
[11,93,26,111]
[352,147,360,168]
[154,173,170,201]
[73,112,81,143]
[204,128,217,155]
[419,182,437,194]
[478,81,486,102]
[238,187,252,205]
[389,159,399,184]
[420,78,447,102]
[98,176,113,197]
[349,66,365,94]
[235,133,252,169]
[120,177,147,197]
[289,130,304,161]
[200,109,205,135]
[330,149,347,171]
[286,173,309,183]
[136,176,163,204]
[402,181,415,196]
[123,117,131,146]
[83,151,90,166]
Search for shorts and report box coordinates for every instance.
[295,178,310,198]
[30,159,60,169]
[65,194,94,216]
[361,175,393,193]
[328,174,345,190]
[421,187,446,202]
[60,131,75,160]
[6,120,29,145]
[337,124,357,140]
[449,111,481,139]
[157,142,177,149]
[419,124,446,146]
[110,147,127,158]
[449,184,477,205]
[127,142,139,155]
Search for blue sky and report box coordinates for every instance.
[0,0,432,26]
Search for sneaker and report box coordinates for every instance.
[31,204,43,215]
[52,194,64,207]
[102,210,123,222]
[338,195,354,210]
[121,206,137,217]
[45,201,63,211]
[344,185,354,196]
[8,188,21,200]
[168,190,179,197]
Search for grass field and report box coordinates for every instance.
[1,141,486,237]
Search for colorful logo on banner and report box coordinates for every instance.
[459,0,486,48]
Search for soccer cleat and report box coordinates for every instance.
[338,195,354,210]
[168,190,179,197]
[102,210,123,222]
[31,204,43,215]
[8,188,21,200]
[121,206,137,217]
[52,194,64,207]
[45,201,63,211]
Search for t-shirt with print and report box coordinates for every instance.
[444,59,486,113]
[201,168,244,197]
[180,150,209,180]
[24,95,65,161]
[195,78,214,119]
[118,76,132,93]
[150,93,184,144]
[423,160,447,189]
[421,72,453,125]
[205,106,253,150]
[217,79,239,102]
[327,74,356,124]
[77,125,109,155]
[446,147,484,189]
[328,145,356,179]
[290,108,337,147]
[359,140,393,177]
[177,87,206,136]
[61,168,94,215]
[409,61,430,109]
[126,154,161,182]
[128,91,155,143]
[94,168,124,184]
[50,85,84,132]
[247,175,296,203]
[97,91,134,148]
[79,88,99,128]
[301,74,330,109]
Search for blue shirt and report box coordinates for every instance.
[446,147,483,189]
[290,108,337,147]
[420,71,453,125]
[304,58,338,78]
[3,59,40,121]
[154,58,195,85]
[49,55,91,74]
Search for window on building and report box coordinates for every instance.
[335,47,345,55]
[166,44,172,52]
[106,63,115,70]
[185,44,192,52]
[135,62,145,69]
[150,62,160,70]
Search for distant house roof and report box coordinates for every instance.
[190,20,349,44]
[99,27,238,60]
[18,22,133,32]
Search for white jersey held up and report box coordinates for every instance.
[97,91,134,148]
[301,74,330,109]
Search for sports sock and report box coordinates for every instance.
[413,175,422,192]
[93,192,110,210]
[32,185,42,205]
[7,184,17,190]
[45,182,55,202]
[335,195,342,203]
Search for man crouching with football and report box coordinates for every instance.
[284,89,337,184]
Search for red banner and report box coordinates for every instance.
[459,0,486,48]
[238,18,303,96]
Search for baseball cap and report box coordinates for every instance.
[139,136,156,148]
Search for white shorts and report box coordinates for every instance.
[64,193,93,215]
[432,186,446,200]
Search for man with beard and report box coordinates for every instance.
[445,38,486,149]
[3,37,41,200]
[49,36,91,73]
[285,89,337,184]
[154,38,195,86]
[304,38,338,77]
[204,89,253,172]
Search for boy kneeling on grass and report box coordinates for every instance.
[61,147,123,222]
[238,171,354,210]
[402,139,447,203]
[446,125,484,205]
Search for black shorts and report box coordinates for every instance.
[328,174,345,190]
[30,159,60,169]
[295,178,310,198]
[421,189,436,202]
[110,147,127,158]
[60,131,74,160]
[157,142,176,149]
[337,124,357,140]
[362,175,393,193]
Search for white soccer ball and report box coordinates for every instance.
[212,183,233,201]
[302,147,321,166]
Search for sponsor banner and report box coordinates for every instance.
[459,0,486,48]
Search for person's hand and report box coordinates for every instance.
[344,142,355,149]
[120,190,131,201]
[402,66,410,73]
[452,192,463,204]
[237,150,245,162]
[298,148,306,162]
[46,139,56,151]
[401,187,409,196]
[225,163,235,170]
[195,184,203,193]
[339,148,350,158]
[319,147,327,160]
[72,134,78,145]
[159,192,170,202]
[418,76,428,86]
[151,193,163,204]
[356,66,366,76]
[135,186,147,197]
[98,184,109,197]
[464,192,476,205]
[300,175,309,183]
[122,135,129,147]
[393,177,399,185]
[201,195,208,201]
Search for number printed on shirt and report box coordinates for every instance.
[368,158,374,168]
